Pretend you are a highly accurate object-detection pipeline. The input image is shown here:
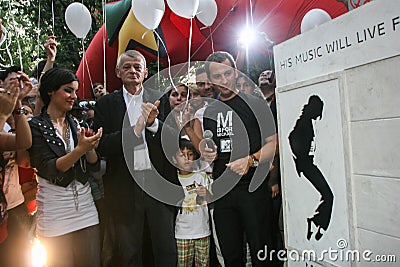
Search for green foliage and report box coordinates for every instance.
[0,0,104,75]
[242,50,274,84]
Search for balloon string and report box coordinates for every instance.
[81,39,85,99]
[181,17,194,123]
[1,25,13,65]
[82,39,93,99]
[209,28,214,53]
[157,37,160,88]
[17,39,23,70]
[102,0,107,91]
[0,16,12,65]
[5,37,13,66]
[51,0,55,36]
[153,30,177,92]
[249,0,254,27]
[37,0,41,77]
[8,1,23,70]
[188,18,193,78]
[187,18,193,90]
[255,0,284,30]
[191,0,238,58]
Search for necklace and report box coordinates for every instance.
[50,118,78,210]
[51,118,71,153]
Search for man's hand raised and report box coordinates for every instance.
[141,100,160,127]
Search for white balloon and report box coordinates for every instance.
[167,0,199,19]
[65,3,92,38]
[132,0,165,30]
[301,9,331,33]
[196,0,217,27]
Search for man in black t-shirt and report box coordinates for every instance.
[202,51,277,266]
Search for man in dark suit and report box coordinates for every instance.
[93,50,181,266]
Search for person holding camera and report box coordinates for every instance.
[258,70,276,103]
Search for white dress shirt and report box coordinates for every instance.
[122,86,156,170]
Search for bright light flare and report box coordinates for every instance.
[31,238,47,267]
[237,27,257,48]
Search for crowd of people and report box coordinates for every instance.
[0,31,284,267]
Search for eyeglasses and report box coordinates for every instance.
[79,100,96,109]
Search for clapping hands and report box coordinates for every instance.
[0,85,18,118]
[77,127,103,152]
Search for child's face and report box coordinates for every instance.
[175,147,195,171]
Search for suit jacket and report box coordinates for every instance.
[93,88,182,214]
[28,107,100,187]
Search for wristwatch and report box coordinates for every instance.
[13,106,27,116]
[250,154,259,168]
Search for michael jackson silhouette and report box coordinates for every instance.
[289,95,334,241]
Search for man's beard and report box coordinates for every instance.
[219,88,235,98]
[259,82,274,91]
[259,80,270,87]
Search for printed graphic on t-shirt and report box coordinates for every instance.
[185,183,196,193]
[216,111,233,137]
[183,190,198,214]
[220,139,232,153]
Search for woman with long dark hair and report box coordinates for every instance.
[26,68,103,266]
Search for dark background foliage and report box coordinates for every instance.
[0,0,104,75]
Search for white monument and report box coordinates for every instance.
[274,1,400,266]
